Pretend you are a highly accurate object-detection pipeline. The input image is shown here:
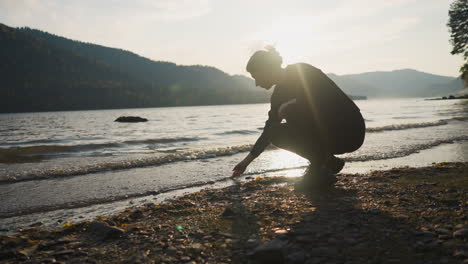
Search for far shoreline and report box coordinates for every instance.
[426,94,468,101]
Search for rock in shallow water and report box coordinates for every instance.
[114,116,148,123]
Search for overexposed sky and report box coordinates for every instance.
[0,0,464,77]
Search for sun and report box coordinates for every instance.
[252,16,318,65]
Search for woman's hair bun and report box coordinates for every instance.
[246,46,283,72]
[265,46,282,61]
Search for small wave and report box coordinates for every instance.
[366,120,448,133]
[344,135,468,162]
[392,116,420,120]
[0,137,204,163]
[123,137,203,145]
[452,116,468,122]
[0,139,69,146]
[215,130,258,136]
[0,145,254,184]
[2,135,468,184]
[0,143,122,163]
[157,148,186,153]
[0,143,119,155]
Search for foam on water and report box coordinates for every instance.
[0,97,466,230]
[0,145,253,183]
[366,119,448,133]
[1,133,467,184]
[0,98,466,185]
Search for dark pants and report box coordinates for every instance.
[270,116,365,166]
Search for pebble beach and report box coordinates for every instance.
[1,162,467,264]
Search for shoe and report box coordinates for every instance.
[294,164,336,191]
[329,156,345,174]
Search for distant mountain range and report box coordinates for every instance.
[332,69,464,98]
[0,23,465,113]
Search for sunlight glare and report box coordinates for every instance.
[251,16,323,65]
[266,149,308,177]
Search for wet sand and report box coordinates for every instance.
[0,141,467,232]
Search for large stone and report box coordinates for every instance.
[88,221,125,240]
[221,207,236,218]
[453,228,468,239]
[309,246,338,257]
[114,116,148,123]
[454,249,468,258]
[249,239,286,264]
[287,250,306,264]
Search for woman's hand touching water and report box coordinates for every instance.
[233,99,296,177]
[232,153,255,177]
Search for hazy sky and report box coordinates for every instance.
[0,0,464,77]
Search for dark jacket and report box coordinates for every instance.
[250,63,364,158]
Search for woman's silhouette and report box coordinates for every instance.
[232,47,365,186]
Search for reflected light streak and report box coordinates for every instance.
[266,149,308,177]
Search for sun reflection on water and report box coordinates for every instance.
[264,149,308,177]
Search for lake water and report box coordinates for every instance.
[0,98,467,230]
[0,98,467,183]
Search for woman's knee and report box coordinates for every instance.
[331,127,365,154]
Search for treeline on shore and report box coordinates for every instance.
[2,23,463,113]
[0,24,270,113]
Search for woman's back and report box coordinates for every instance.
[280,63,362,130]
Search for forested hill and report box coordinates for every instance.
[0,24,269,113]
[18,27,236,88]
[2,23,462,113]
[1,24,172,112]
